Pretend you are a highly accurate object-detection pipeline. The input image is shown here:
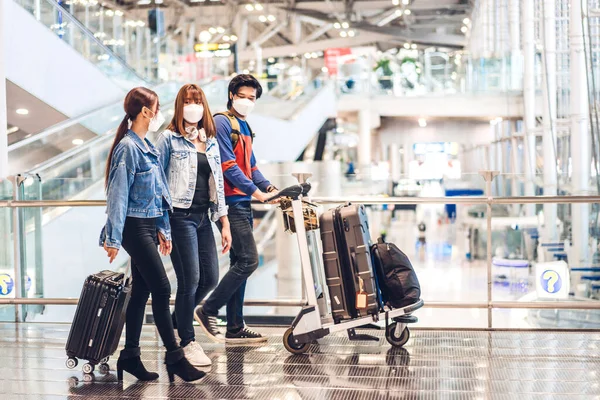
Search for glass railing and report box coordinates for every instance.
[13,0,149,88]
[7,82,180,177]
[335,56,530,97]
[2,179,600,328]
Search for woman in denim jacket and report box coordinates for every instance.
[155,84,232,367]
[101,87,205,383]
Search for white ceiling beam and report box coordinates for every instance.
[301,23,333,43]
[249,21,287,47]
[239,32,387,60]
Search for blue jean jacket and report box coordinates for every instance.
[155,130,227,222]
[100,131,172,249]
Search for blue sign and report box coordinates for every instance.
[540,269,563,294]
[0,274,14,296]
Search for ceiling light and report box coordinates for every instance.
[255,3,263,11]
[208,27,217,34]
[404,9,411,15]
[259,15,267,22]
[16,108,29,115]
[392,0,399,5]
[311,52,318,58]
[418,118,427,128]
[72,139,84,146]
[216,26,225,33]
[199,30,212,42]
[230,35,238,41]
[395,9,402,16]
[267,15,276,22]
[348,30,355,37]
[334,22,341,29]
[245,4,254,11]
[115,10,123,16]
[341,21,350,29]
[461,26,468,33]
[304,52,311,59]
[340,31,348,37]
[411,44,417,49]
[154,0,163,3]
[402,0,410,4]
[223,35,230,41]
[463,18,470,25]
[403,43,410,49]
[321,66,328,73]
[7,126,19,135]
[268,57,275,63]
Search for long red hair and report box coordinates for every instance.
[167,84,216,138]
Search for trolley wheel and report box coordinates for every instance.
[83,373,95,383]
[66,358,78,369]
[283,328,310,355]
[386,323,410,347]
[67,377,79,388]
[99,363,110,375]
[82,363,95,374]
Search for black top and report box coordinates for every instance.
[192,152,211,210]
[174,152,211,214]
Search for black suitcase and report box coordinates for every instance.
[65,270,131,369]
[320,204,379,322]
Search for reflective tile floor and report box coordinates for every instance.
[2,323,600,399]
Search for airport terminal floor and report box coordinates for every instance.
[3,324,600,399]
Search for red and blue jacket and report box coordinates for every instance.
[215,114,271,205]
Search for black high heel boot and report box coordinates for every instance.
[165,348,206,383]
[116,347,159,381]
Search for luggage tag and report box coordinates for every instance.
[356,277,368,310]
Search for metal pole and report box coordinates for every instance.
[509,0,521,90]
[481,170,499,329]
[570,0,591,265]
[522,0,537,216]
[0,0,7,180]
[11,178,22,321]
[541,0,558,241]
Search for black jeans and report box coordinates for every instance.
[121,217,178,352]
[170,211,219,346]
[203,202,258,331]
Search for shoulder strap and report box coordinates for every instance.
[214,111,254,148]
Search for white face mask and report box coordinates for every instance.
[183,104,204,124]
[148,110,165,132]
[232,97,255,116]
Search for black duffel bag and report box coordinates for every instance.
[371,238,421,308]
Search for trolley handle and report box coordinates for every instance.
[266,182,311,202]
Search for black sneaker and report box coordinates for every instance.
[194,307,225,343]
[225,327,268,344]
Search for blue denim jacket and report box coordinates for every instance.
[155,130,227,222]
[100,131,172,249]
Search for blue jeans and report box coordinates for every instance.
[203,202,258,332]
[170,211,219,346]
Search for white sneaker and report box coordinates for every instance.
[183,341,212,367]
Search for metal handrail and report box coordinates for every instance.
[42,0,149,84]
[3,194,600,208]
[4,185,600,324]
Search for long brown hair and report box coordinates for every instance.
[105,87,158,189]
[167,83,216,139]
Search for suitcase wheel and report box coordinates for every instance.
[82,363,95,374]
[99,363,110,375]
[283,328,310,355]
[386,324,410,347]
[83,373,95,383]
[65,358,78,369]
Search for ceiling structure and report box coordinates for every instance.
[108,0,473,58]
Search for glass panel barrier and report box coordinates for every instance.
[14,0,148,88]
[0,179,15,321]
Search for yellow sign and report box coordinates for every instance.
[194,43,220,52]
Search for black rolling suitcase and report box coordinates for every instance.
[65,269,131,373]
[320,204,380,323]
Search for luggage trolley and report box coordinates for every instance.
[269,177,424,355]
